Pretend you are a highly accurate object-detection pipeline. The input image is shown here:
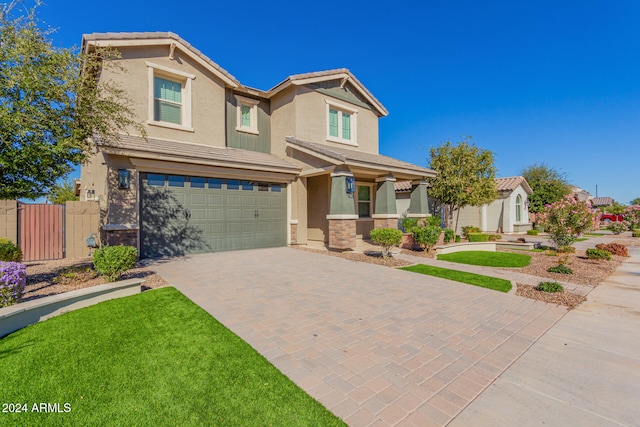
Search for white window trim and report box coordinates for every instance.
[325,99,357,146]
[234,95,260,135]
[146,61,195,132]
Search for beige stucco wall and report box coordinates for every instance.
[504,185,531,233]
[270,85,380,161]
[484,200,504,233]
[102,46,227,146]
[0,200,18,244]
[65,201,100,258]
[307,175,330,241]
[454,206,482,231]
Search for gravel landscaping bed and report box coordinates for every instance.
[23,257,169,302]
[516,283,586,308]
[501,249,625,287]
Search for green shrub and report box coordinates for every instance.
[370,228,403,259]
[527,229,538,236]
[536,281,564,293]
[426,216,442,227]
[547,264,573,274]
[461,226,482,240]
[632,229,640,238]
[0,242,22,262]
[586,248,611,260]
[92,245,138,282]
[455,235,461,242]
[0,238,12,245]
[412,226,442,253]
[468,233,489,242]
[487,234,502,241]
[443,228,455,244]
[401,217,419,233]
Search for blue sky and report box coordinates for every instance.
[35,0,640,203]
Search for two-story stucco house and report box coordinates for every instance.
[80,32,436,258]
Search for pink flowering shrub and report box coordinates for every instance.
[608,220,631,234]
[624,205,640,230]
[537,197,597,249]
[0,261,26,308]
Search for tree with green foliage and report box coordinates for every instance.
[630,197,640,206]
[0,2,142,200]
[45,179,79,205]
[521,163,571,214]
[427,137,498,234]
[605,201,626,215]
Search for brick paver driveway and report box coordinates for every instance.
[153,247,566,426]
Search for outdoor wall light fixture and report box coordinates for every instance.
[346,176,355,194]
[118,169,130,189]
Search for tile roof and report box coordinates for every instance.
[286,137,436,177]
[591,197,614,206]
[495,176,533,194]
[394,181,413,192]
[394,176,532,194]
[95,134,300,174]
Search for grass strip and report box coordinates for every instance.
[437,251,531,267]
[0,287,344,427]
[399,264,512,292]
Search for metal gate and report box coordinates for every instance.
[18,203,64,261]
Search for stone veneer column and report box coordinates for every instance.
[326,168,358,250]
[407,179,430,221]
[290,220,298,245]
[372,174,399,230]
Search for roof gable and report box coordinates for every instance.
[267,69,388,117]
[82,32,240,88]
[495,176,533,195]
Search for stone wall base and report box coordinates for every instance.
[104,229,138,248]
[373,218,399,230]
[328,219,356,250]
[290,223,298,245]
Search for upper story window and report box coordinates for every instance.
[234,95,260,135]
[326,99,357,146]
[154,77,182,124]
[146,61,195,132]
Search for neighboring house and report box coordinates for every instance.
[80,32,436,258]
[403,176,532,234]
[591,197,614,208]
[569,185,592,203]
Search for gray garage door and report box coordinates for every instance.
[140,173,287,258]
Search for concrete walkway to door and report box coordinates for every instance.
[153,248,567,426]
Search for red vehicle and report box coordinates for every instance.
[600,213,624,224]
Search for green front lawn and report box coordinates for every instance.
[399,264,512,292]
[437,251,531,267]
[0,287,344,426]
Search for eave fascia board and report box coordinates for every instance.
[100,146,300,175]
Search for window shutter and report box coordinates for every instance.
[329,109,339,137]
[342,113,351,140]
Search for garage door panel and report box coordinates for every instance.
[227,194,241,207]
[141,173,287,257]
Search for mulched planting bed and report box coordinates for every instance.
[297,247,413,267]
[516,283,586,308]
[24,257,169,302]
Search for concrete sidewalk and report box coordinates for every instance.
[450,245,640,426]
